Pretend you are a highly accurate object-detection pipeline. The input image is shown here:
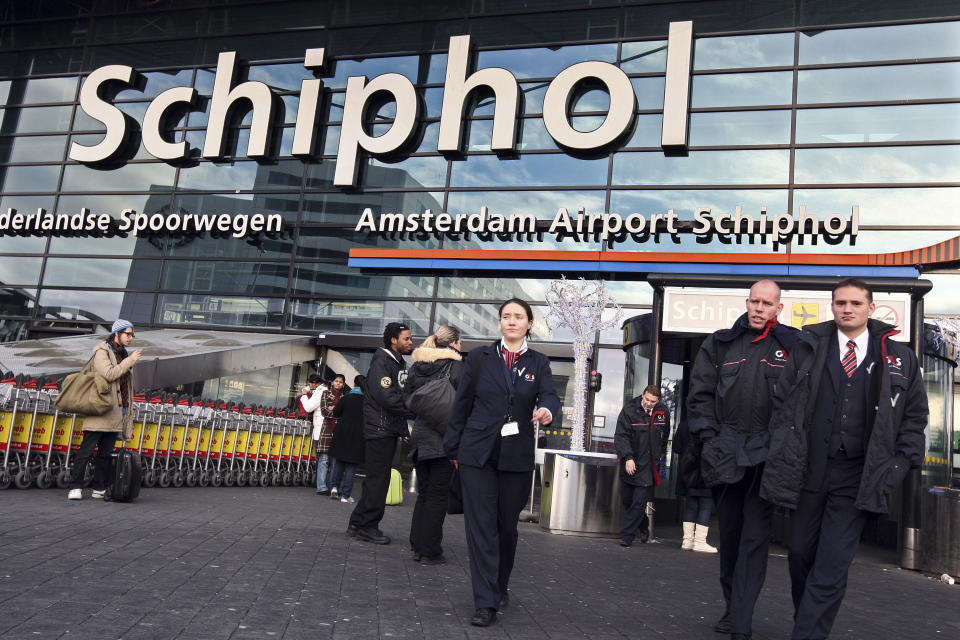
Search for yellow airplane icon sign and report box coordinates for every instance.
[792,303,818,328]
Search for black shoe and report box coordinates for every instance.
[470,608,497,627]
[714,615,731,634]
[730,634,750,640]
[620,538,632,547]
[411,552,422,562]
[498,591,510,609]
[639,528,649,543]
[346,524,358,538]
[420,554,446,565]
[318,489,331,495]
[355,527,390,545]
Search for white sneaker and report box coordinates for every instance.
[330,488,339,499]
[341,496,355,503]
[67,489,82,500]
[91,489,106,499]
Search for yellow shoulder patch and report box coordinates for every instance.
[380,376,392,388]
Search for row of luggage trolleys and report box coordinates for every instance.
[0,375,318,490]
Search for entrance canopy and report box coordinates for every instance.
[0,329,316,389]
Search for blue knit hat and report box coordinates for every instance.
[110,319,134,335]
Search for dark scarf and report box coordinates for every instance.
[110,341,131,408]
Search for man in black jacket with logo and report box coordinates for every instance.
[348,322,414,544]
[614,384,669,547]
[687,279,799,640]
[761,279,927,640]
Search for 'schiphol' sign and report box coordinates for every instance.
[70,23,697,187]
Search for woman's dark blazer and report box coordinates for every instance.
[444,340,560,473]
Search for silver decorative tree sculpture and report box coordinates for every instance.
[545,277,623,451]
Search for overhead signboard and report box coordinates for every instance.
[663,286,911,340]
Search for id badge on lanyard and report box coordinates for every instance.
[500,351,518,435]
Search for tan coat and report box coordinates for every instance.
[80,341,136,439]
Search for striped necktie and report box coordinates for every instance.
[842,339,857,377]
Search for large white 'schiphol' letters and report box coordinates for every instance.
[142,86,198,160]
[69,64,135,163]
[202,51,275,159]
[542,61,635,150]
[334,73,419,187]
[292,48,326,157]
[438,35,519,155]
[661,20,693,150]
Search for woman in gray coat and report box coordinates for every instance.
[67,319,141,500]
[403,325,463,564]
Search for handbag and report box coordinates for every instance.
[55,353,114,416]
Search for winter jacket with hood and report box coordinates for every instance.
[614,396,669,487]
[687,312,800,487]
[81,341,136,439]
[404,345,464,462]
[760,318,928,514]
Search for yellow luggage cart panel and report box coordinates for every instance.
[292,434,305,463]
[246,429,261,458]
[196,426,212,459]
[208,426,223,459]
[169,425,187,457]
[258,430,272,461]
[280,433,294,461]
[184,425,200,458]
[9,412,32,452]
[234,427,251,460]
[52,415,76,453]
[269,430,283,462]
[29,413,56,453]
[141,422,160,456]
[156,422,171,454]
[221,427,237,460]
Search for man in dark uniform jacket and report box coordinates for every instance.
[614,384,669,547]
[762,279,927,640]
[348,322,414,544]
[687,279,799,640]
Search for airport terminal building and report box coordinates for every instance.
[1,1,958,503]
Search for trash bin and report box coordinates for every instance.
[539,450,622,537]
[920,487,960,577]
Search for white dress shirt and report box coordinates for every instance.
[838,329,870,371]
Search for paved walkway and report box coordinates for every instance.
[0,484,956,639]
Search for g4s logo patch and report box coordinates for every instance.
[397,369,408,388]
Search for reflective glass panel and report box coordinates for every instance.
[791,229,958,255]
[161,260,291,294]
[792,188,960,226]
[327,55,421,90]
[799,22,960,64]
[689,110,791,146]
[794,146,960,184]
[610,189,789,218]
[167,233,294,261]
[39,290,154,324]
[0,135,67,163]
[449,154,608,188]
[62,163,176,191]
[53,191,170,254]
[798,63,960,103]
[438,277,555,302]
[0,288,36,317]
[156,293,284,328]
[246,63,314,92]
[115,69,195,100]
[434,303,570,342]
[361,156,448,189]
[446,190,606,221]
[296,227,439,260]
[0,106,74,133]
[476,44,618,79]
[0,257,42,285]
[177,160,303,191]
[693,33,794,70]
[18,77,79,104]
[632,77,666,110]
[0,165,61,192]
[923,274,960,314]
[287,298,431,334]
[0,195,55,253]
[598,280,654,307]
[42,258,160,289]
[626,114,663,147]
[292,264,434,298]
[620,40,668,73]
[72,132,176,162]
[612,150,790,185]
[0,235,48,255]
[302,191,444,224]
[692,71,793,108]
[795,104,960,144]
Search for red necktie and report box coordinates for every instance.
[842,340,857,377]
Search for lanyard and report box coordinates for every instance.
[500,347,518,420]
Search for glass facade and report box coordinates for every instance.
[0,1,958,433]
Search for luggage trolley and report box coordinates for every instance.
[152,394,179,488]
[205,400,229,487]
[31,380,62,489]
[164,396,193,488]
[175,398,203,487]
[139,394,164,487]
[52,402,82,489]
[215,403,242,487]
[240,406,264,486]
[7,377,45,489]
[231,405,255,487]
[266,409,285,486]
[191,400,217,487]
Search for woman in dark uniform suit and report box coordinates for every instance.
[444,298,560,627]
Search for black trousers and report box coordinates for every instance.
[69,431,117,490]
[459,462,531,611]
[409,457,453,558]
[788,453,867,640]
[619,482,652,542]
[348,436,397,531]
[713,464,773,636]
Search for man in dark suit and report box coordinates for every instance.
[762,278,928,640]
[687,279,799,640]
[614,384,669,547]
